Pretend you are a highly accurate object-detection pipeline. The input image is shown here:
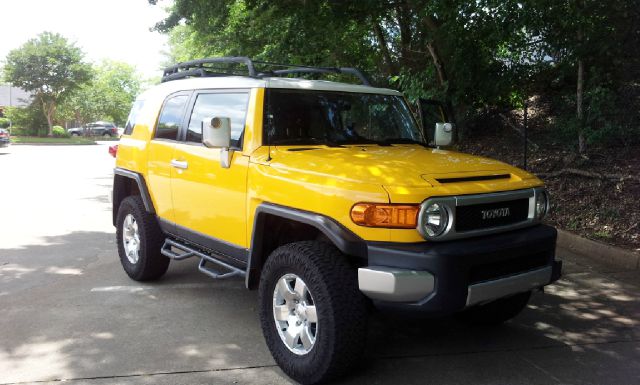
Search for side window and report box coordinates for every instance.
[124,100,145,135]
[155,95,188,140]
[186,93,249,147]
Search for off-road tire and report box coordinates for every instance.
[258,241,368,385]
[116,195,169,281]
[459,291,532,325]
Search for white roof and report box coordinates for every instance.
[139,76,402,100]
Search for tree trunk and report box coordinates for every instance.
[372,21,397,76]
[40,98,54,137]
[425,42,447,88]
[46,103,56,137]
[576,2,586,155]
[396,2,412,63]
[576,58,585,153]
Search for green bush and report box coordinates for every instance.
[4,105,48,135]
[0,117,10,129]
[52,126,69,138]
[7,127,26,136]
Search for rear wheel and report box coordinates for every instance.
[116,195,169,281]
[102,132,112,138]
[458,291,532,325]
[258,241,368,384]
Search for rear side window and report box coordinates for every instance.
[155,95,189,140]
[186,93,249,147]
[124,100,144,135]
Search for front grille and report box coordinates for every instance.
[469,252,550,284]
[456,198,529,232]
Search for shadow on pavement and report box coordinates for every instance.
[1,231,639,385]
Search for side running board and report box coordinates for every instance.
[161,238,246,279]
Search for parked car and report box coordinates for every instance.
[68,121,118,137]
[0,128,10,148]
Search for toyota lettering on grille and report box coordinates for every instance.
[481,207,511,220]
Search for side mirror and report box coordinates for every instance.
[434,122,454,147]
[202,117,233,168]
[417,99,454,146]
[203,117,231,148]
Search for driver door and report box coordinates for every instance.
[170,90,251,257]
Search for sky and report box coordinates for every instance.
[0,0,174,79]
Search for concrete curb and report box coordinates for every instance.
[557,229,640,270]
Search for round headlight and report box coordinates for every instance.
[535,190,549,219]
[421,203,449,237]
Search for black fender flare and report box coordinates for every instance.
[112,168,155,225]
[245,203,367,289]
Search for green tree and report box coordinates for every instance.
[3,32,92,136]
[153,0,638,150]
[3,105,48,135]
[59,60,142,126]
[154,1,539,128]
[526,0,639,153]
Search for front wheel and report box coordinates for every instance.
[116,195,169,281]
[258,241,368,384]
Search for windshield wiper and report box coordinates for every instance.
[337,138,391,146]
[270,137,344,147]
[381,138,429,147]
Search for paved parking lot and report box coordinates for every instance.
[0,144,639,385]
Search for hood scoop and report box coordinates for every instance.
[435,174,511,184]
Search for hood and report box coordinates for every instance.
[260,145,536,187]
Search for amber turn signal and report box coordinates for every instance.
[350,203,419,228]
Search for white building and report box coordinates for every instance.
[0,85,32,113]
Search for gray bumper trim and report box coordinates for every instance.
[466,266,552,307]
[358,267,435,302]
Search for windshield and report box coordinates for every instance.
[265,89,425,146]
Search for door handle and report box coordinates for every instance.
[170,159,188,169]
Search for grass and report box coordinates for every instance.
[10,136,96,145]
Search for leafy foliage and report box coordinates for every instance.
[58,60,142,126]
[51,126,69,138]
[2,32,92,136]
[2,105,48,135]
[153,0,638,152]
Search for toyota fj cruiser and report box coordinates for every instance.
[112,57,561,384]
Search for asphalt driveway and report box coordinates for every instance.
[0,144,638,384]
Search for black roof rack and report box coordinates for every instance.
[161,56,371,86]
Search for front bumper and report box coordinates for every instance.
[358,224,561,315]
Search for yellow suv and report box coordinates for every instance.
[112,57,561,384]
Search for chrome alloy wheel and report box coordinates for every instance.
[122,214,140,264]
[273,273,318,355]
